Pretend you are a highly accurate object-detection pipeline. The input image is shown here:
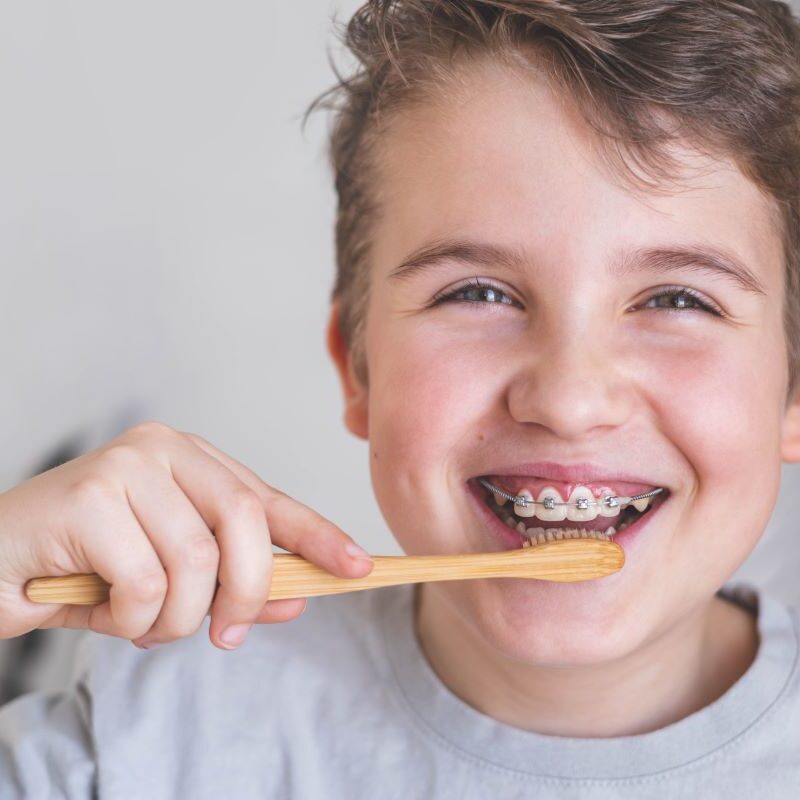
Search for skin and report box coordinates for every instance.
[327,58,800,737]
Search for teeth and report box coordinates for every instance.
[514,490,536,518]
[504,485,657,519]
[532,486,568,522]
[597,488,622,518]
[612,495,653,512]
[490,486,647,547]
[566,486,599,522]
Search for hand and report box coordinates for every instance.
[0,421,373,650]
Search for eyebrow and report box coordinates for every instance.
[388,238,767,296]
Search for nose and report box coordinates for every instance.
[506,332,634,439]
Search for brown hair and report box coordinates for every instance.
[305,0,800,396]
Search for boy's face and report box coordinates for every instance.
[328,59,800,665]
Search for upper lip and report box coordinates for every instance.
[474,461,668,489]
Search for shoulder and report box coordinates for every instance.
[718,582,800,735]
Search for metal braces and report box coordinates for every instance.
[478,477,665,510]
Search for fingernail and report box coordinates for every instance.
[220,623,251,648]
[344,542,371,560]
[137,640,164,650]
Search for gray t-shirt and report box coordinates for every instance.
[0,580,798,798]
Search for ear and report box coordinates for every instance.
[326,301,369,440]
[781,388,800,462]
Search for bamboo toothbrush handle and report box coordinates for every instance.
[25,539,623,606]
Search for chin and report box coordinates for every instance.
[455,579,652,667]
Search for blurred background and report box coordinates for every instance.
[1,0,798,701]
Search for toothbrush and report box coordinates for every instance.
[24,533,623,606]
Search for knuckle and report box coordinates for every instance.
[127,570,168,604]
[222,487,263,520]
[321,520,347,540]
[263,490,292,517]
[225,581,268,609]
[100,443,147,472]
[181,430,208,448]
[304,516,343,546]
[69,475,116,509]
[180,535,220,571]
[126,420,177,443]
[122,624,149,641]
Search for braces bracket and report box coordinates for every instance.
[478,477,664,509]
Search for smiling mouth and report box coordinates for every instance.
[475,477,669,544]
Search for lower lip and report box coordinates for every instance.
[465,481,667,556]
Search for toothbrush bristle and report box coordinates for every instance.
[521,529,611,548]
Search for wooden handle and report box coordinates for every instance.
[24,539,624,606]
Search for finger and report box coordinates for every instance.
[164,440,273,650]
[260,493,375,579]
[181,432,374,580]
[66,480,167,640]
[123,470,220,648]
[37,603,94,631]
[253,597,307,624]
[43,597,308,640]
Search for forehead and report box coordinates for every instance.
[370,59,783,287]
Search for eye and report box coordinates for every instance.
[431,277,519,308]
[638,286,723,316]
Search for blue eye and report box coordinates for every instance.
[641,287,721,315]
[432,278,517,307]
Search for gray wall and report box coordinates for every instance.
[0,0,391,552]
[1,0,798,617]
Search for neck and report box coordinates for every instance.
[413,586,759,738]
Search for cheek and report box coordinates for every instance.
[365,326,498,548]
[368,320,504,448]
[647,330,784,549]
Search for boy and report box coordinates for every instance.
[0,0,799,796]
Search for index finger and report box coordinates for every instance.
[179,432,373,580]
